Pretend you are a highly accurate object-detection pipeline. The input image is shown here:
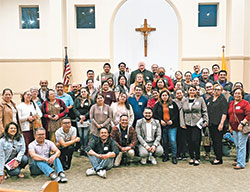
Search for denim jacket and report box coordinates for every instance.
[0,135,25,175]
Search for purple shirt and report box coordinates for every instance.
[28,139,56,158]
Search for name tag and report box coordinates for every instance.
[146,76,149,79]
[138,102,143,106]
[169,105,173,109]
[195,102,199,106]
[84,103,89,106]
[104,111,108,115]
[106,95,110,98]
[153,126,156,130]
[55,104,60,108]
[104,146,109,151]
[236,106,241,110]
[125,135,128,139]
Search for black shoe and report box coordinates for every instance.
[172,157,178,164]
[162,156,170,162]
[210,159,223,165]
[193,160,200,166]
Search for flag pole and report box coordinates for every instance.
[221,45,227,71]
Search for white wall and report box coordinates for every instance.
[113,0,178,75]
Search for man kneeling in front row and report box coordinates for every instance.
[85,127,119,178]
[29,127,67,183]
[136,107,163,165]
[111,114,137,166]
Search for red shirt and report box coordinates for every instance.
[152,75,174,91]
[147,99,158,109]
[228,99,250,131]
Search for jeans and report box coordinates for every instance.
[29,157,64,177]
[78,126,90,149]
[7,155,28,176]
[162,127,177,158]
[87,155,114,172]
[233,131,249,168]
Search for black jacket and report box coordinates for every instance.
[152,101,180,128]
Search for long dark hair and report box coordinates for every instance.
[159,90,172,105]
[118,75,128,89]
[118,92,130,110]
[4,122,22,141]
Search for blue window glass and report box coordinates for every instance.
[76,6,95,28]
[198,4,217,27]
[21,7,40,29]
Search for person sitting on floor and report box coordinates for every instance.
[55,117,80,170]
[29,127,68,183]
[85,127,119,178]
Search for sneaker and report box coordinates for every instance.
[97,169,106,178]
[59,172,68,183]
[140,158,147,165]
[194,160,200,166]
[49,172,60,182]
[86,168,96,176]
[150,156,157,165]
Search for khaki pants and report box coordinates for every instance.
[114,149,135,167]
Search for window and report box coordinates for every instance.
[20,6,40,29]
[198,4,217,27]
[76,6,95,28]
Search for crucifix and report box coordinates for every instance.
[135,19,156,57]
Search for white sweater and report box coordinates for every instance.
[17,102,42,132]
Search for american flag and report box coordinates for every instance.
[63,47,71,85]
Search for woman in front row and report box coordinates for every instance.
[0,122,28,183]
[228,88,250,169]
[207,84,228,165]
[153,90,179,164]
[180,85,208,166]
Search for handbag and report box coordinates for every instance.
[233,104,250,135]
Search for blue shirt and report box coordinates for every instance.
[56,93,74,107]
[191,72,201,80]
[128,95,148,126]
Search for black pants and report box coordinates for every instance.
[177,127,187,157]
[186,125,201,160]
[209,124,223,161]
[59,146,74,170]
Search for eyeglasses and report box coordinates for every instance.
[214,89,221,91]
[205,86,212,89]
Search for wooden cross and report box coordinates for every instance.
[135,19,156,57]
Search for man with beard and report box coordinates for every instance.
[38,80,49,103]
[67,82,80,102]
[85,127,119,178]
[110,115,137,166]
[96,63,114,84]
[55,82,74,110]
[136,107,163,165]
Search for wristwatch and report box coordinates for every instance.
[240,121,246,126]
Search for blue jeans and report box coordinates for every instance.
[29,157,64,177]
[162,127,177,158]
[78,126,90,149]
[87,155,114,172]
[233,131,249,168]
[7,155,28,176]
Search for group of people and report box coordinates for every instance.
[0,61,250,181]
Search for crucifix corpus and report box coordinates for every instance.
[135,19,156,57]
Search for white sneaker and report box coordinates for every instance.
[86,168,96,176]
[140,158,147,165]
[150,156,157,165]
[97,169,106,178]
